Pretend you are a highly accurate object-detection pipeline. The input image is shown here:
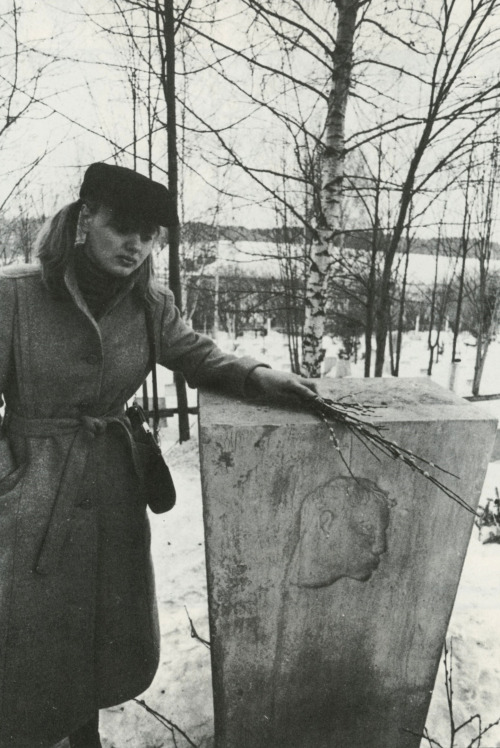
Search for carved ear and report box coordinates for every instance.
[319,510,334,536]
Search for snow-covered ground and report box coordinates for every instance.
[96,329,500,748]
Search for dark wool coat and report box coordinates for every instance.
[0,262,261,748]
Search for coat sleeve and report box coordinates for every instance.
[154,286,269,397]
[0,274,17,476]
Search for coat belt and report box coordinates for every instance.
[6,411,140,576]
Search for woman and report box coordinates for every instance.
[0,163,316,748]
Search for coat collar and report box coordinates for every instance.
[64,248,138,325]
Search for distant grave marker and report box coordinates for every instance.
[199,378,496,748]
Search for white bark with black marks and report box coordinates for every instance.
[302,0,360,377]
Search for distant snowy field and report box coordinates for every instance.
[158,243,500,287]
[94,328,500,748]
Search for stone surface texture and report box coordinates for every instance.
[198,378,497,748]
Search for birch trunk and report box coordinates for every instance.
[301,0,359,377]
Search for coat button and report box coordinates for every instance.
[84,354,99,365]
[78,401,91,412]
[78,497,92,510]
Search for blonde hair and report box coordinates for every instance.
[37,200,82,296]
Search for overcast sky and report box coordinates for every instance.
[3,0,500,240]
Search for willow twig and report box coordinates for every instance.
[185,606,211,649]
[308,395,476,515]
[133,699,198,748]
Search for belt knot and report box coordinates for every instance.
[80,415,108,437]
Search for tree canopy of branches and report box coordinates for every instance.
[162,0,500,376]
[4,0,500,387]
[0,0,56,214]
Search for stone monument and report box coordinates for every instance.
[198,378,496,748]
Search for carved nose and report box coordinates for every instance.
[372,530,387,556]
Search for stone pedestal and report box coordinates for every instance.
[198,378,496,748]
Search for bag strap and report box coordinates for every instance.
[145,305,160,442]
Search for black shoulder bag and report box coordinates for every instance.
[126,306,176,514]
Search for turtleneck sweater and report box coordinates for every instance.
[73,245,130,319]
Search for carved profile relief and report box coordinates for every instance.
[289,477,394,588]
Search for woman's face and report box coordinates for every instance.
[81,204,158,277]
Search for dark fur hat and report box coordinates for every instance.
[80,163,178,227]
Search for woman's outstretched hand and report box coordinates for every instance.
[246,366,319,403]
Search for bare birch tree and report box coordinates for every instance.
[301,0,364,376]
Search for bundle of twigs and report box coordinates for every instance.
[308,394,476,515]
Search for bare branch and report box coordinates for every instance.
[180,19,329,102]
